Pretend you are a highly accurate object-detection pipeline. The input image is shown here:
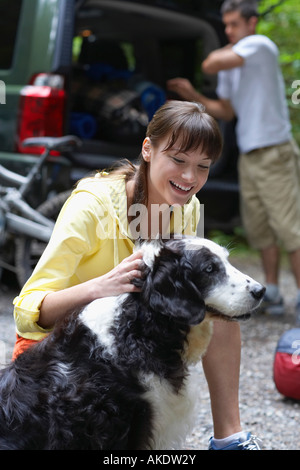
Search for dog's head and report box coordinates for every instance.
[134,237,265,326]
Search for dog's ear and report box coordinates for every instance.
[131,238,163,288]
[149,288,206,326]
[142,248,206,326]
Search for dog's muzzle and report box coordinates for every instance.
[249,284,266,301]
[206,282,266,322]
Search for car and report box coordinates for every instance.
[0,0,240,230]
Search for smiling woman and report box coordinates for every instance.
[134,100,223,208]
[142,135,212,208]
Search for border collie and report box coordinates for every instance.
[0,237,265,450]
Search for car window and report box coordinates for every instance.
[160,38,204,90]
[0,0,23,69]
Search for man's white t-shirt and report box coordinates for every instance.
[216,34,291,153]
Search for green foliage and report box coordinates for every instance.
[257,0,300,144]
[208,227,258,256]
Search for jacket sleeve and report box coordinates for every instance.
[13,190,109,340]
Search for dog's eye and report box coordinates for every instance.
[204,264,214,273]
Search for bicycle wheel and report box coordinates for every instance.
[15,190,71,288]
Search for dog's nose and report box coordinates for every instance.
[250,284,266,300]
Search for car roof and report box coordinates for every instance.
[77,0,220,45]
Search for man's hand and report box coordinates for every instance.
[167,77,235,122]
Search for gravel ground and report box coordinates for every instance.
[0,255,299,451]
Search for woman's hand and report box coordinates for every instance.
[94,251,144,297]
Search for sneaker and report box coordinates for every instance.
[260,292,284,315]
[208,432,262,450]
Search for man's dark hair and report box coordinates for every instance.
[221,0,259,19]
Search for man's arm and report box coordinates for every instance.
[202,47,244,74]
[167,77,235,121]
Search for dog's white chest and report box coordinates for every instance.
[141,371,198,449]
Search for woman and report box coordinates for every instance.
[13,100,259,450]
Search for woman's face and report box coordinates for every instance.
[142,136,212,207]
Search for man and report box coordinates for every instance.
[168,0,300,323]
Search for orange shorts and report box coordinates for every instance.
[12,335,40,361]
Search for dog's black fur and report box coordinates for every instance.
[0,239,209,450]
[0,314,154,450]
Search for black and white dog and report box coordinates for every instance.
[0,237,265,450]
